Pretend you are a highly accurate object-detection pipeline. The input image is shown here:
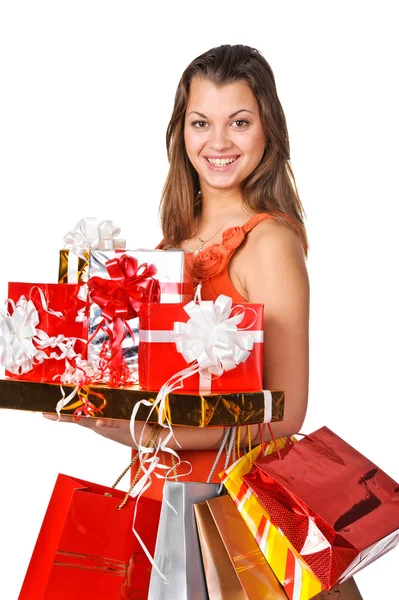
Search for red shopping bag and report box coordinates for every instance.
[19,474,161,599]
[243,426,399,589]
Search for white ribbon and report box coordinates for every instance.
[55,356,98,418]
[0,293,80,380]
[63,218,126,283]
[63,217,124,255]
[0,297,48,374]
[263,390,273,423]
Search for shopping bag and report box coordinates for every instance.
[194,494,288,599]
[220,439,324,600]
[148,427,236,600]
[19,441,162,600]
[147,480,220,600]
[243,426,399,588]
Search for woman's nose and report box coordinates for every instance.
[208,126,233,151]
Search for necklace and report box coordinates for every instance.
[190,209,243,255]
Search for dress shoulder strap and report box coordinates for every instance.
[242,213,277,235]
[239,211,306,254]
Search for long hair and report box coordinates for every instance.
[160,44,308,256]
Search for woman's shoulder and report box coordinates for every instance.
[245,213,306,258]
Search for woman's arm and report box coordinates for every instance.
[240,218,310,440]
[45,218,309,450]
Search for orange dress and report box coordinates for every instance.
[131,212,305,500]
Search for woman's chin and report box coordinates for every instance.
[199,174,243,192]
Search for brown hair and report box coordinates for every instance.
[160,44,308,256]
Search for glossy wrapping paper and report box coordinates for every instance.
[0,379,285,426]
[6,283,87,383]
[243,426,399,589]
[58,249,90,284]
[220,439,324,600]
[87,249,193,385]
[148,481,220,600]
[138,300,264,392]
[194,494,288,599]
[19,474,161,600]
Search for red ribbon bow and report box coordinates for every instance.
[88,255,160,386]
[88,255,160,321]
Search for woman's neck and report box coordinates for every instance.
[198,186,245,222]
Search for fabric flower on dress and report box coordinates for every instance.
[221,226,246,251]
[190,244,229,282]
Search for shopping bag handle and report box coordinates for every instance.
[259,424,313,459]
[105,426,162,509]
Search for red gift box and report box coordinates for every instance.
[243,426,399,589]
[19,474,161,600]
[6,283,87,383]
[86,251,193,387]
[138,297,264,392]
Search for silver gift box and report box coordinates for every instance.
[87,249,192,384]
[148,481,220,600]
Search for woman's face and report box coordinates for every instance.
[184,77,266,193]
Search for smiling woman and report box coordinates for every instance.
[185,82,266,184]
[70,45,310,482]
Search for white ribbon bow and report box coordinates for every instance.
[0,294,79,377]
[174,294,255,389]
[0,297,47,374]
[63,217,124,255]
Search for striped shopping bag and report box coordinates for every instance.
[220,439,324,600]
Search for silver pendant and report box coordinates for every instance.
[193,238,205,256]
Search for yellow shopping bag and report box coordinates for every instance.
[220,439,324,600]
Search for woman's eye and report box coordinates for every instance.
[232,120,249,128]
[192,121,208,128]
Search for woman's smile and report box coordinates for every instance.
[203,155,241,172]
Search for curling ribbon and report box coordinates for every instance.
[88,254,160,386]
[55,355,98,418]
[70,388,106,421]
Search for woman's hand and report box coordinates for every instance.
[42,413,244,450]
[43,413,141,448]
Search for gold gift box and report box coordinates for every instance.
[58,249,89,284]
[0,379,284,427]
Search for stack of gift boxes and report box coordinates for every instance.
[1,217,399,600]
[0,217,283,427]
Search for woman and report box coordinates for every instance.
[45,44,361,599]
[50,44,309,486]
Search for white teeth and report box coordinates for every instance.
[206,157,237,166]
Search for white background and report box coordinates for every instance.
[0,1,398,598]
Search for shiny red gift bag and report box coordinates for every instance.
[19,474,161,600]
[6,283,87,382]
[243,426,399,589]
[138,298,264,392]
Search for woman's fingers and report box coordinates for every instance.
[42,413,73,423]
[42,412,135,447]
